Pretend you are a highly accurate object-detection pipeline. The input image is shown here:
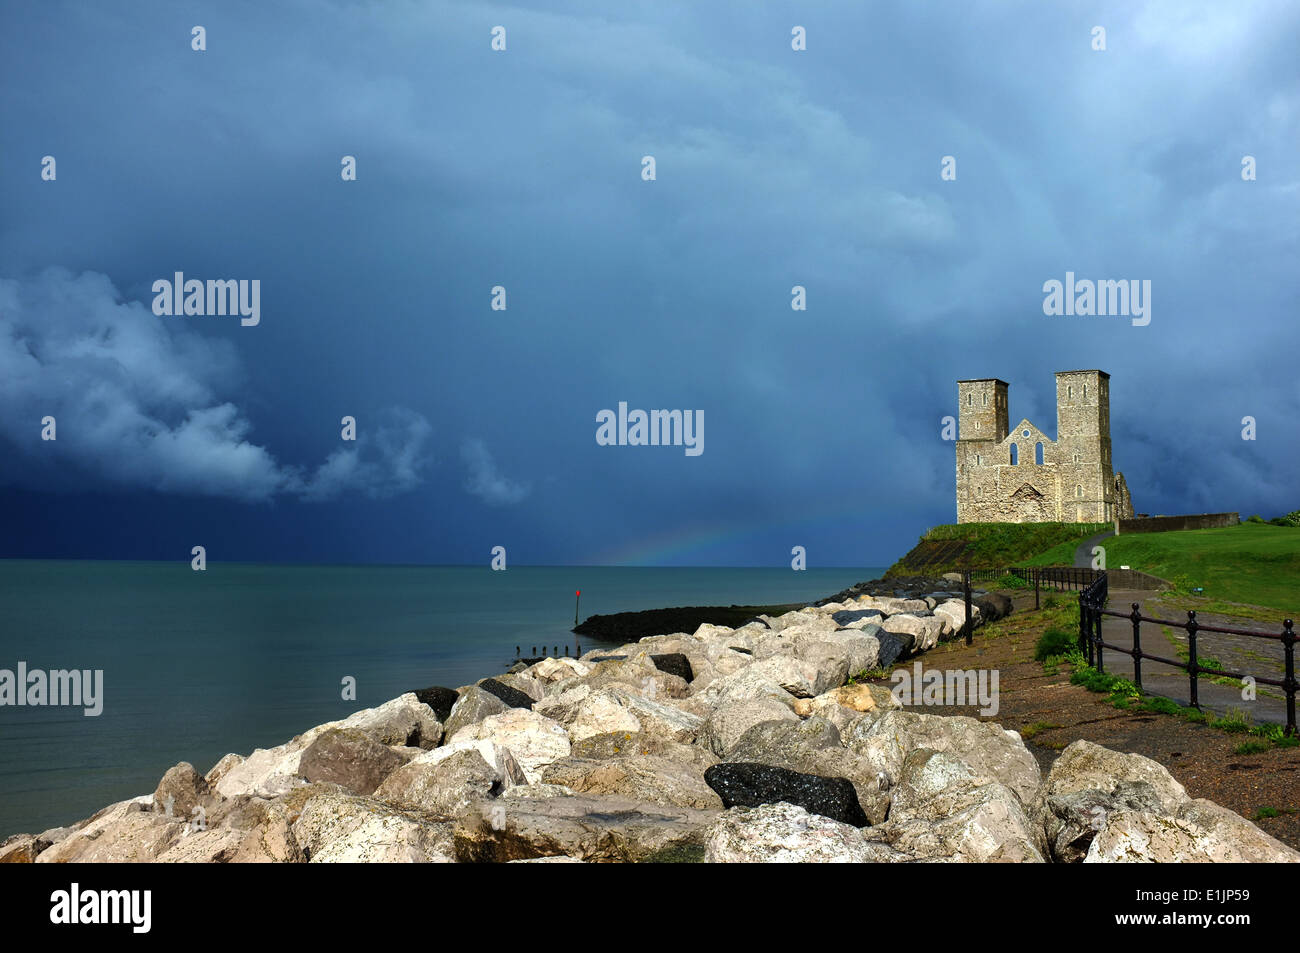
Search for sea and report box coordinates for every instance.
[0,560,883,838]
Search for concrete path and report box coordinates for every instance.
[1094,588,1292,728]
[1073,529,1115,568]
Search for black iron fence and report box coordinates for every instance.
[1078,572,1299,736]
[948,567,1102,645]
[967,566,1103,610]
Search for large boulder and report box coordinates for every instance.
[374,745,524,818]
[871,749,1044,862]
[696,657,823,708]
[703,697,799,756]
[156,801,305,863]
[0,835,46,863]
[36,799,184,863]
[845,711,1040,807]
[560,688,704,746]
[448,709,572,783]
[478,677,536,709]
[651,653,694,682]
[453,794,712,863]
[703,763,868,827]
[204,753,245,789]
[791,642,851,693]
[703,803,877,863]
[323,693,444,749]
[410,686,459,722]
[830,609,885,629]
[442,685,509,740]
[880,613,944,653]
[1030,740,1190,862]
[153,762,210,821]
[557,651,690,700]
[1086,799,1300,863]
[931,602,972,637]
[793,683,899,719]
[292,792,456,862]
[974,592,1012,622]
[541,756,722,811]
[298,728,407,796]
[213,741,310,800]
[524,657,591,684]
[795,630,881,674]
[875,630,913,668]
[722,716,885,823]
[569,730,717,769]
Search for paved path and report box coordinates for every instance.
[1073,529,1115,568]
[1095,588,1291,727]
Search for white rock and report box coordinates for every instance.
[704,803,876,863]
[449,709,572,783]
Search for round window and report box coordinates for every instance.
[1022,429,1030,438]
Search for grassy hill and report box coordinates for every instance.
[886,522,1109,576]
[1027,523,1300,613]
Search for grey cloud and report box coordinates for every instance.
[0,268,431,502]
[461,439,531,506]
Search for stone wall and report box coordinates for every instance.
[1118,513,1240,534]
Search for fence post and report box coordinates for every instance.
[1130,602,1142,690]
[963,570,973,646]
[1283,619,1296,737]
[1186,610,1199,709]
[1078,589,1091,664]
[1034,569,1040,610]
[1094,593,1105,674]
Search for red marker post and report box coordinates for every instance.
[574,590,581,628]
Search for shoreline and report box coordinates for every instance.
[5,572,1293,864]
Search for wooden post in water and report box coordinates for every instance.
[574,590,581,627]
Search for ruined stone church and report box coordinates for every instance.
[955,370,1134,524]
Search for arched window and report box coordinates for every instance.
[1076,485,1083,498]
[1009,443,1018,465]
[1083,384,1088,399]
[982,393,987,406]
[967,393,973,406]
[1067,385,1073,399]
[1035,442,1044,465]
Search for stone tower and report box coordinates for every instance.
[955,370,1134,524]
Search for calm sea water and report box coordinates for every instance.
[0,560,881,837]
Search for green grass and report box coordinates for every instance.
[887,522,1109,576]
[1040,646,1298,747]
[1020,720,1063,740]
[1033,625,1077,661]
[1236,740,1272,755]
[1027,523,1300,613]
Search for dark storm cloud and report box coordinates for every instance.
[0,0,1296,564]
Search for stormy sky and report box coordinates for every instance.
[1,0,1297,567]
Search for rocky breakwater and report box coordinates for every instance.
[3,586,1295,864]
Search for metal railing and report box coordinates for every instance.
[1078,573,1298,735]
[968,566,1103,610]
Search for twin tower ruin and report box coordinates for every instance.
[956,370,1134,524]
